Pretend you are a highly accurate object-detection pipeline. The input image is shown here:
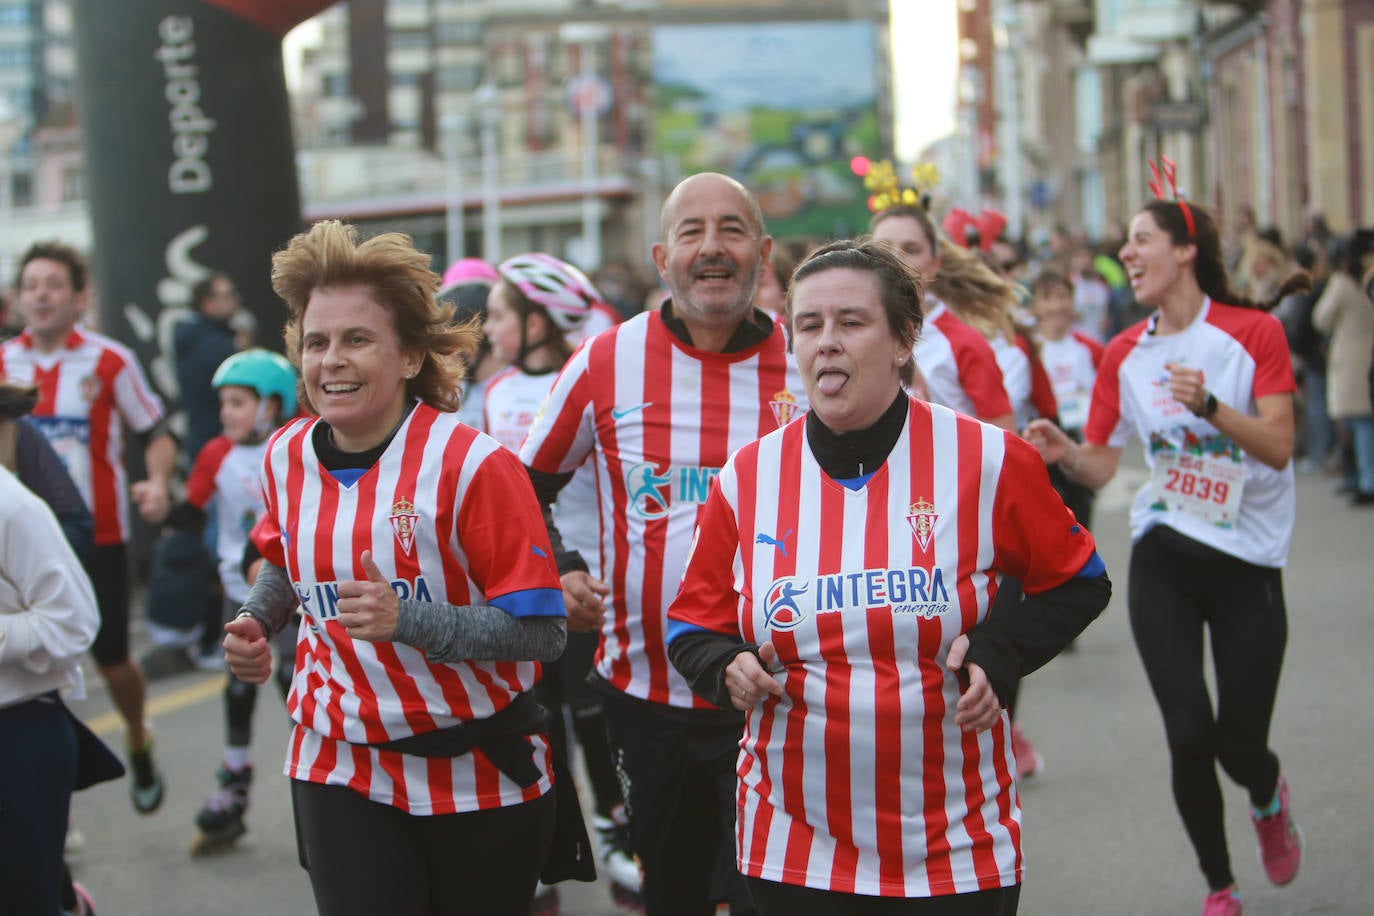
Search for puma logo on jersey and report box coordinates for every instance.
[611,402,652,420]
[756,529,793,557]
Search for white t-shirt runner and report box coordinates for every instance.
[1037,332,1104,433]
[1084,298,1296,567]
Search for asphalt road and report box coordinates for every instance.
[64,460,1374,915]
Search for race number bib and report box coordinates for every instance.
[1151,450,1245,527]
[1057,390,1089,430]
[29,416,93,502]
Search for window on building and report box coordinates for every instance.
[11,170,31,208]
[438,64,482,91]
[61,166,82,203]
[389,30,430,52]
[436,20,483,45]
[0,4,29,26]
[0,45,30,69]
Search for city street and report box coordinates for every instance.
[65,459,1373,915]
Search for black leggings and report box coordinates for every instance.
[745,878,1019,916]
[1128,526,1286,891]
[291,779,555,916]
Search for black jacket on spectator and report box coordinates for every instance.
[174,312,237,461]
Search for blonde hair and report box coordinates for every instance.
[928,243,1018,344]
[272,221,478,414]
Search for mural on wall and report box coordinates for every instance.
[652,21,881,240]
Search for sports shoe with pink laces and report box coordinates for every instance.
[1201,886,1242,916]
[1251,775,1303,885]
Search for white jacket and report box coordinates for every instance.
[0,465,98,707]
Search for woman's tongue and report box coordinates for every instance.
[817,370,847,396]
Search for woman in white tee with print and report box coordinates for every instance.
[1026,197,1309,916]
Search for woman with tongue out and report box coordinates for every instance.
[1024,196,1309,916]
[667,238,1110,914]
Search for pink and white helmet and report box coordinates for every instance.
[497,253,603,333]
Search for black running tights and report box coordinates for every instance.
[1128,526,1286,891]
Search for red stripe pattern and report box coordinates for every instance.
[0,329,164,545]
[669,397,1095,896]
[521,310,806,707]
[254,405,561,814]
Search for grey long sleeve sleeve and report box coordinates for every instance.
[392,600,566,664]
[238,561,567,664]
[236,561,299,637]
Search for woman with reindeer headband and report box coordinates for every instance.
[1025,160,1309,916]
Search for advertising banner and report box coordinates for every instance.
[652,21,881,240]
[73,0,334,400]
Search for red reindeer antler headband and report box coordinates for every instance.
[1147,156,1195,239]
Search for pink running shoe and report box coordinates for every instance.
[1252,776,1303,885]
[1010,724,1044,778]
[1201,886,1242,916]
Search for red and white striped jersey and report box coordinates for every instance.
[185,436,268,603]
[520,309,807,708]
[1085,298,1296,566]
[253,403,563,814]
[1036,332,1104,432]
[669,396,1096,897]
[915,301,1013,421]
[0,328,165,545]
[484,365,603,578]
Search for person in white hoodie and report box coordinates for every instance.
[0,463,100,914]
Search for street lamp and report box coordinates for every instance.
[473,83,502,263]
[440,111,467,266]
[0,98,25,287]
[560,23,609,272]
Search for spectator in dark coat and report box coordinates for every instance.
[174,273,243,462]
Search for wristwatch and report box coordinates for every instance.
[1194,391,1218,419]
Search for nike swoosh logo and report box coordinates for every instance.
[612,402,652,420]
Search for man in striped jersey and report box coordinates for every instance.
[0,241,176,813]
[521,172,806,914]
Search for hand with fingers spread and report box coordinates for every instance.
[336,550,400,642]
[723,641,785,711]
[561,570,609,633]
[945,635,1001,733]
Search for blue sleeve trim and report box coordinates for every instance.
[665,618,741,646]
[1074,551,1107,580]
[489,587,566,619]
